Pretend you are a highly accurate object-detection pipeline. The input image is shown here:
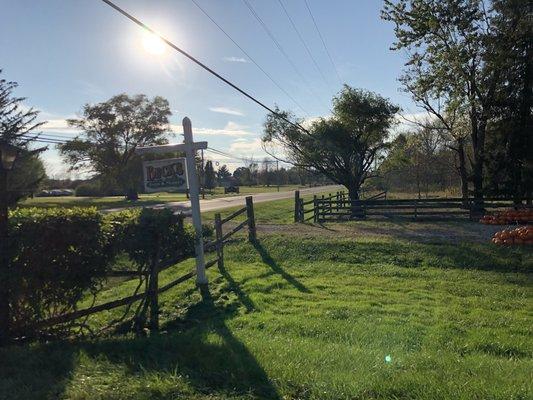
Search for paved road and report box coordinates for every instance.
[105,185,343,214]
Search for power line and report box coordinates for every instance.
[207,146,278,164]
[21,135,66,144]
[241,0,328,110]
[99,0,309,134]
[276,0,329,89]
[189,0,309,117]
[304,0,342,86]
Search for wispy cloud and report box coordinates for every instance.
[209,106,244,116]
[228,138,265,155]
[223,56,248,63]
[41,119,81,135]
[170,121,251,137]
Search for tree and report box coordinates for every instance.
[216,164,231,184]
[233,166,251,185]
[59,94,171,200]
[204,160,216,189]
[263,86,399,202]
[0,70,46,206]
[484,0,532,202]
[379,127,459,197]
[382,0,506,207]
[0,70,47,345]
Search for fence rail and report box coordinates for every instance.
[14,196,257,338]
[294,189,532,223]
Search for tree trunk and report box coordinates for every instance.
[456,138,469,204]
[126,187,139,201]
[347,183,364,218]
[470,110,486,214]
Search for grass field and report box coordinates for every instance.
[1,219,531,400]
[21,185,303,209]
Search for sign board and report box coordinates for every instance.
[143,157,188,193]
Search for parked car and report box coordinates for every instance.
[36,189,74,197]
[224,186,240,194]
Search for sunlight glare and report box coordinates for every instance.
[142,31,166,56]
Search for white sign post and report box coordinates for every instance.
[136,117,208,285]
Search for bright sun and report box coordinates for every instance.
[142,31,166,56]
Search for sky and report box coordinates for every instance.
[0,0,418,178]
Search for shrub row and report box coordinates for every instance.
[7,207,211,332]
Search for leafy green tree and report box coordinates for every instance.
[382,0,504,206]
[59,94,171,200]
[0,70,46,206]
[484,0,532,202]
[216,164,231,184]
[204,160,216,189]
[232,166,250,185]
[263,86,398,201]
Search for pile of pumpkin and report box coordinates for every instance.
[492,226,533,246]
[479,208,533,225]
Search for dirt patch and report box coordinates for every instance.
[252,218,507,244]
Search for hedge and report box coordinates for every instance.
[7,207,211,335]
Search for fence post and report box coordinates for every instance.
[214,213,224,269]
[245,196,256,242]
[313,195,318,223]
[299,198,304,222]
[149,238,160,331]
[294,190,300,223]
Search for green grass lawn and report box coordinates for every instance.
[21,185,304,210]
[1,221,531,400]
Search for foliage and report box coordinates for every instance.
[7,206,211,335]
[204,160,216,189]
[263,86,399,200]
[0,70,47,206]
[7,207,111,331]
[378,129,459,196]
[382,0,532,202]
[483,0,532,201]
[74,181,105,197]
[216,164,231,183]
[106,208,194,268]
[58,94,172,200]
[6,149,46,202]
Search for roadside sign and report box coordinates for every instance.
[143,157,187,193]
[136,118,208,285]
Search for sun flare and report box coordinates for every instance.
[142,31,166,56]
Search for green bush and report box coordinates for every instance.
[75,182,105,197]
[8,207,113,331]
[105,208,195,267]
[7,207,212,335]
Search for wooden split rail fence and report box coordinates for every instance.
[14,196,257,337]
[294,190,530,222]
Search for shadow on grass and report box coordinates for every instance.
[217,259,256,313]
[252,240,311,293]
[0,285,280,400]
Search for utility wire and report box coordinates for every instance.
[276,0,329,89]
[241,0,328,110]
[99,0,309,134]
[304,0,342,86]
[189,0,309,117]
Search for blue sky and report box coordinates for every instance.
[1,0,417,177]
